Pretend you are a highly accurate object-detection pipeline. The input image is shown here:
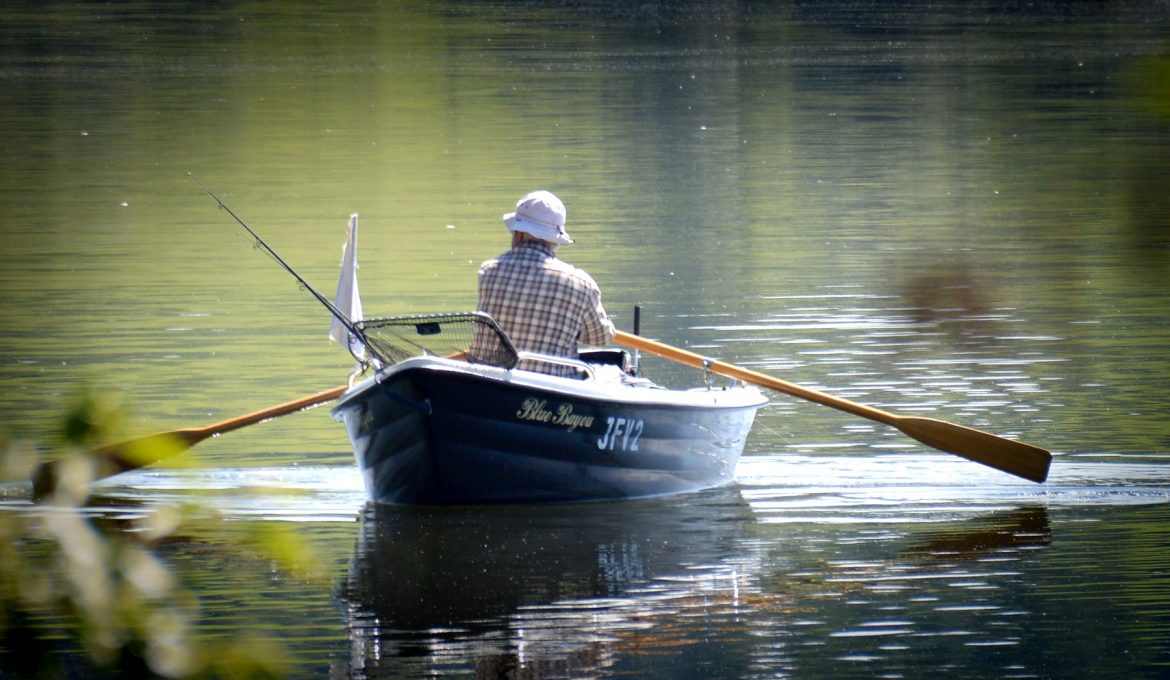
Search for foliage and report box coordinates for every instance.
[0,390,324,678]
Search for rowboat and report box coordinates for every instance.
[30,197,1049,502]
[330,313,768,505]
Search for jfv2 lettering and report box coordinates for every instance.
[597,416,644,451]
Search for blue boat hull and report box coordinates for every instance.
[332,358,766,505]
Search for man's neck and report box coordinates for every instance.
[513,234,558,254]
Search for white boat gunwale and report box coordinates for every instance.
[333,354,770,416]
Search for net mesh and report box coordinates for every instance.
[358,312,519,369]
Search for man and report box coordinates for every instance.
[474,190,615,377]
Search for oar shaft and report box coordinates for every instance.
[614,330,1052,483]
[615,331,892,423]
[189,384,348,439]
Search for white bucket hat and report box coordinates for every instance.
[502,190,573,245]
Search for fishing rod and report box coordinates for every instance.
[190,174,364,344]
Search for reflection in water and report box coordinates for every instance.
[1126,53,1170,268]
[342,488,753,678]
[900,506,1051,560]
[4,1,1170,676]
[898,253,991,331]
[12,459,1170,677]
[341,488,1056,679]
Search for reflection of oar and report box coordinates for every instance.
[902,507,1051,559]
[614,330,1051,483]
[32,384,348,498]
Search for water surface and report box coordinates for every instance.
[2,1,1169,677]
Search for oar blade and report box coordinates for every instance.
[31,384,349,500]
[91,429,205,472]
[895,416,1052,483]
[31,429,203,500]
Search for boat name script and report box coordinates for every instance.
[516,398,595,432]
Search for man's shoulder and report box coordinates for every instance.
[478,250,510,274]
[481,247,599,290]
[545,257,600,289]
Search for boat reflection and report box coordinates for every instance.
[341,486,754,678]
[341,494,1054,678]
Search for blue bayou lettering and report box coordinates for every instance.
[516,398,553,423]
[552,402,594,433]
[516,398,595,432]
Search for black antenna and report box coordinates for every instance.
[631,304,642,376]
[190,174,363,343]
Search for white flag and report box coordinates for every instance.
[330,213,365,361]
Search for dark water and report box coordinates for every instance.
[2,1,1170,677]
[39,459,1169,678]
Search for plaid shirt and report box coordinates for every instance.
[475,241,615,376]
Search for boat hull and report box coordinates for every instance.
[332,357,766,505]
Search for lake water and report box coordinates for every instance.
[2,1,1169,677]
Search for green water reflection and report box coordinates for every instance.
[1,1,1169,677]
[12,485,1167,678]
[2,1,1167,463]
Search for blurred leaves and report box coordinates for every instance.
[1,389,327,678]
[59,388,132,451]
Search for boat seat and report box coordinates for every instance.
[579,348,634,374]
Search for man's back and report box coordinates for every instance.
[477,241,613,377]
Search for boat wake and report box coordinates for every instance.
[738,452,1170,525]
[3,453,1165,522]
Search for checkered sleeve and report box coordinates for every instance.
[576,270,615,347]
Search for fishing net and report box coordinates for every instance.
[358,312,519,369]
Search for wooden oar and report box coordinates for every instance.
[613,330,1051,483]
[32,384,349,498]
